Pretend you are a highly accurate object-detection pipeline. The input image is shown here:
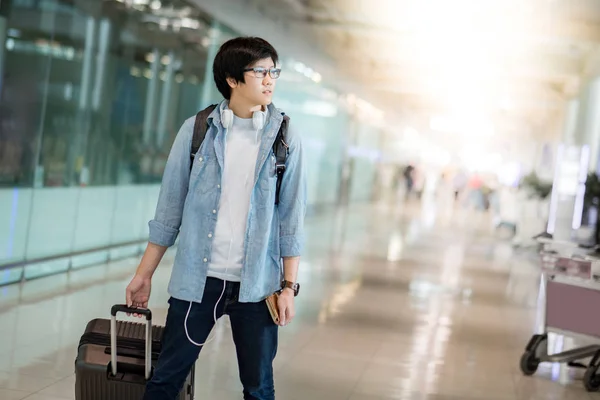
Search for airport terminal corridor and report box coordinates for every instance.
[3,0,600,399]
[0,200,595,400]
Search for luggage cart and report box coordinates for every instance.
[519,239,600,392]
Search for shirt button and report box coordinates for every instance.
[208,233,213,238]
[203,258,208,262]
[217,184,221,189]
[212,209,217,214]
[199,157,203,162]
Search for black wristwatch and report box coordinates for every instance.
[281,280,300,297]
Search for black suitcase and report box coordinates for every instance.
[75,305,194,400]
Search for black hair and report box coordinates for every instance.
[213,36,279,100]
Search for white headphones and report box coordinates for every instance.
[220,108,267,131]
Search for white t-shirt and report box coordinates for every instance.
[207,114,261,282]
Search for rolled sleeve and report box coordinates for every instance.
[147,117,194,247]
[148,220,179,247]
[280,234,304,257]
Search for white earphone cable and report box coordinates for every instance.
[185,108,263,347]
[184,279,227,347]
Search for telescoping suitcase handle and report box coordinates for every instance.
[110,305,152,380]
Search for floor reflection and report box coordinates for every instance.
[0,197,597,399]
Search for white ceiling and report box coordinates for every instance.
[193,0,600,140]
[304,1,600,114]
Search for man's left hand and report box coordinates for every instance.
[277,288,295,326]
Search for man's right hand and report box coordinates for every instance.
[126,274,152,317]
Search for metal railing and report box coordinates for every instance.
[0,239,147,286]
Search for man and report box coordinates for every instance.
[125,37,306,400]
[403,164,414,199]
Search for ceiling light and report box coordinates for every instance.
[180,18,200,30]
[180,7,193,18]
[403,127,420,143]
[159,18,168,30]
[293,61,306,74]
[171,20,181,32]
[430,116,458,133]
[145,52,155,63]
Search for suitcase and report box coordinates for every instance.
[75,305,194,400]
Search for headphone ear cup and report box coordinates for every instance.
[221,109,233,129]
[252,110,266,130]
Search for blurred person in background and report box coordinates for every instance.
[467,173,485,210]
[403,163,415,199]
[452,169,468,204]
[412,166,426,200]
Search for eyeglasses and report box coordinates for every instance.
[243,67,281,79]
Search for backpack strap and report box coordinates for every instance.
[190,104,218,171]
[273,115,290,206]
[190,106,289,206]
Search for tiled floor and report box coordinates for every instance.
[1,199,599,399]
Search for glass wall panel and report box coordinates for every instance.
[0,0,218,189]
[0,0,227,278]
[274,65,348,208]
[0,0,374,283]
[349,123,382,202]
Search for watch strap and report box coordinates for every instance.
[281,280,299,296]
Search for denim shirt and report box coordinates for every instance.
[148,101,307,304]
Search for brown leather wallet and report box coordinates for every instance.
[265,292,280,325]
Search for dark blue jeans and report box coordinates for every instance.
[143,277,278,400]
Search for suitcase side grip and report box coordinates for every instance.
[111,304,152,321]
[103,346,159,360]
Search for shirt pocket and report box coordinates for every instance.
[190,154,219,195]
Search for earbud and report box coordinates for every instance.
[220,108,266,130]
